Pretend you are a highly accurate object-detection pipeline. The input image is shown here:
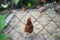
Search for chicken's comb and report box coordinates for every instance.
[28,17,31,21]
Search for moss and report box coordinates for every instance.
[45,29,49,32]
[54,33,59,39]
[54,8,58,12]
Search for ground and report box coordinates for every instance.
[3,9,60,40]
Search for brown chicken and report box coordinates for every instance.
[24,17,33,34]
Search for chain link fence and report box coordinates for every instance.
[3,8,60,40]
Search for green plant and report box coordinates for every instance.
[0,0,19,9]
[28,2,32,8]
[59,0,60,4]
[1,2,10,8]
[0,15,8,40]
[0,33,8,40]
[12,0,19,6]
[0,15,5,31]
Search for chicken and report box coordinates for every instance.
[41,0,46,3]
[22,6,27,11]
[24,17,33,34]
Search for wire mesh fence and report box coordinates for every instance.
[3,9,60,40]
